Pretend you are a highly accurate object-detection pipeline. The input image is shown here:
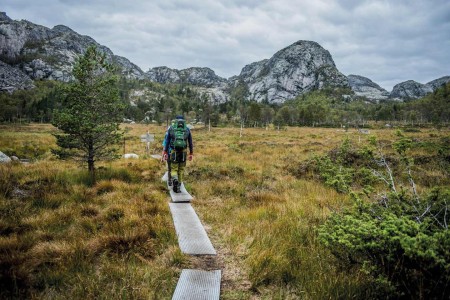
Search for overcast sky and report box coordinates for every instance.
[3,0,450,91]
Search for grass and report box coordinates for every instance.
[0,123,448,299]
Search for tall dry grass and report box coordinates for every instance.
[0,124,186,298]
[0,123,448,299]
[185,125,449,299]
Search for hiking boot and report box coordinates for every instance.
[172,179,180,193]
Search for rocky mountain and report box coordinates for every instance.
[1,11,449,103]
[231,41,349,103]
[349,75,450,101]
[426,76,450,90]
[0,12,144,92]
[390,80,434,100]
[146,66,227,87]
[145,41,349,103]
[145,66,229,103]
[347,74,390,101]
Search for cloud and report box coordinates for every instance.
[3,0,450,90]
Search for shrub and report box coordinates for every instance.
[318,188,450,298]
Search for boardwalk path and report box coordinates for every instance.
[161,172,221,300]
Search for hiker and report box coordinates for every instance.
[162,115,193,193]
[162,119,177,186]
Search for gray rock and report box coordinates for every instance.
[0,12,12,22]
[348,74,389,101]
[145,66,227,88]
[0,11,144,92]
[426,76,450,90]
[113,55,145,79]
[145,66,229,103]
[123,153,139,159]
[233,40,349,103]
[0,151,12,163]
[145,66,182,84]
[390,80,433,100]
[0,61,34,93]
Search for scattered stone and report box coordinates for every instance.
[123,153,139,159]
[358,129,370,134]
[12,187,29,199]
[0,151,12,163]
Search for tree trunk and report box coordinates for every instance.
[88,141,95,184]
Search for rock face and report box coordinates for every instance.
[145,41,349,104]
[390,80,434,100]
[232,41,349,103]
[426,76,450,90]
[348,74,389,101]
[388,76,450,100]
[0,12,144,92]
[146,66,227,88]
[0,60,34,93]
[145,66,229,103]
[146,66,181,84]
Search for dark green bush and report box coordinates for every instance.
[319,187,450,298]
[312,133,450,297]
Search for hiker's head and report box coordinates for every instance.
[175,115,184,120]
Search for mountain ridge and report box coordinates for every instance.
[1,12,449,102]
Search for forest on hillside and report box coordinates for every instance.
[0,78,449,128]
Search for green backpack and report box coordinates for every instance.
[170,119,188,151]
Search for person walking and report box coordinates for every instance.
[162,119,176,186]
[162,115,193,193]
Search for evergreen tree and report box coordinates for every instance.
[52,46,125,182]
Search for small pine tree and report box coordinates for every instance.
[52,46,125,182]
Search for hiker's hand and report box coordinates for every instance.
[188,154,193,161]
[162,151,168,161]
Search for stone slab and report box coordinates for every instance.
[169,203,216,255]
[151,154,162,160]
[172,269,221,300]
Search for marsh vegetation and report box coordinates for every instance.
[0,123,449,299]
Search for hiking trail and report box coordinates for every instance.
[161,171,221,300]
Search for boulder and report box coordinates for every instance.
[0,151,12,163]
[123,153,139,159]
